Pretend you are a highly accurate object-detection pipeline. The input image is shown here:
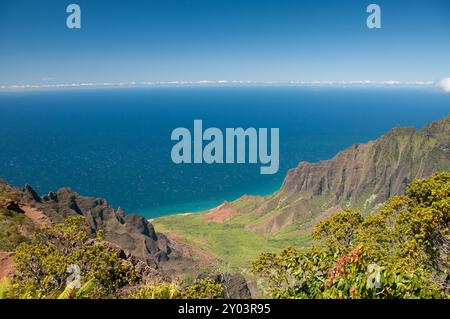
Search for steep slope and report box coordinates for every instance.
[230,115,450,234]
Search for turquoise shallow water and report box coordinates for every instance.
[0,87,449,218]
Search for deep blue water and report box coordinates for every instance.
[0,87,448,218]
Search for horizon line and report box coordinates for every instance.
[0,80,438,91]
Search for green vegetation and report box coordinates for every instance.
[251,172,449,298]
[131,278,223,299]
[154,212,310,270]
[0,207,36,251]
[154,170,450,284]
[181,278,224,299]
[132,281,181,299]
[0,278,13,299]
[9,216,139,298]
[1,215,227,299]
[1,171,448,299]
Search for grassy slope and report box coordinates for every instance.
[153,210,311,271]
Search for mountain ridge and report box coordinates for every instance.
[215,115,450,234]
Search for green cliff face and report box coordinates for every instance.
[245,114,450,234]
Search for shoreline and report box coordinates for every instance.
[141,182,281,220]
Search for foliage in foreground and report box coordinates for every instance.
[1,216,226,299]
[252,172,449,298]
[8,216,139,298]
[0,278,13,299]
[131,278,224,299]
[2,172,448,299]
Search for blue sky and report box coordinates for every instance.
[0,0,449,85]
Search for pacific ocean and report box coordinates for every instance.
[0,86,448,217]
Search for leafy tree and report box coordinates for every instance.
[131,281,181,299]
[252,172,449,299]
[313,209,363,248]
[7,215,226,300]
[11,216,139,299]
[181,279,224,299]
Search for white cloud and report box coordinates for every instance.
[0,80,437,90]
[437,78,450,92]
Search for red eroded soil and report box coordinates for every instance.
[19,204,50,227]
[202,195,260,223]
[202,201,240,223]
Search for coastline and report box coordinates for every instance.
[141,181,281,220]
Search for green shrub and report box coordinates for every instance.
[132,282,181,299]
[0,278,13,299]
[181,279,224,299]
[10,216,139,299]
[252,172,449,299]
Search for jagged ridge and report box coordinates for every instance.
[2,181,171,267]
[226,115,450,234]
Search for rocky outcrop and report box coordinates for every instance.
[22,184,41,203]
[96,240,166,283]
[0,200,24,214]
[216,273,252,299]
[11,186,171,268]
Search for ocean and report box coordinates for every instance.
[0,86,449,218]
